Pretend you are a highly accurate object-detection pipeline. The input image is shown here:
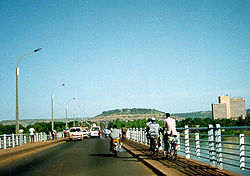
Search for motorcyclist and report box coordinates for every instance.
[109,125,121,152]
[148,117,161,151]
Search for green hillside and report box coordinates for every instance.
[247,109,250,116]
[173,111,212,119]
[96,108,164,117]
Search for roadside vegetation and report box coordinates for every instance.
[1,108,249,135]
[0,121,92,135]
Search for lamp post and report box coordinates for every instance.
[65,97,76,128]
[16,48,42,134]
[51,83,65,131]
[78,104,85,126]
[73,111,76,127]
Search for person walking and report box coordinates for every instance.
[146,118,152,149]
[121,124,127,141]
[29,127,35,143]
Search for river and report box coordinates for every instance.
[178,135,250,176]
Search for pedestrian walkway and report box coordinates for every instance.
[122,139,241,176]
[0,138,66,166]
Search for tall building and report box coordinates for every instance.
[212,95,246,119]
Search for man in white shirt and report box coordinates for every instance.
[29,127,35,143]
[163,113,177,157]
[163,113,177,136]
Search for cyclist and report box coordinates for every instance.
[163,113,178,158]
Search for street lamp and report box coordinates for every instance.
[51,83,66,131]
[16,48,42,134]
[78,104,85,126]
[65,97,76,128]
[73,111,76,127]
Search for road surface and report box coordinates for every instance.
[0,137,156,176]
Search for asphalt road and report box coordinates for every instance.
[0,137,156,176]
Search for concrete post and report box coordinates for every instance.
[36,133,39,142]
[215,124,223,169]
[185,125,190,159]
[140,128,143,143]
[8,137,11,147]
[24,135,27,144]
[177,132,180,152]
[208,124,215,166]
[4,134,6,149]
[240,134,245,170]
[143,130,146,144]
[40,132,43,141]
[16,135,19,146]
[195,133,200,158]
[12,134,15,148]
[20,134,23,146]
[131,128,134,140]
[136,128,139,142]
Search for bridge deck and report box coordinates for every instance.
[122,139,241,176]
[0,138,242,176]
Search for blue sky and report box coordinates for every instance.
[0,0,249,120]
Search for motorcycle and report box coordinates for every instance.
[151,137,160,156]
[111,138,122,157]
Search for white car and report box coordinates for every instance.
[103,129,111,136]
[90,126,101,137]
[69,127,84,140]
[82,128,90,138]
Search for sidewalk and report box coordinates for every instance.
[0,138,66,166]
[122,139,241,176]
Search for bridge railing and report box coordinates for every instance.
[0,132,63,150]
[125,124,250,171]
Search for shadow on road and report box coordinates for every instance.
[88,153,134,159]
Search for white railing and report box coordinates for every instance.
[0,132,63,150]
[125,124,250,172]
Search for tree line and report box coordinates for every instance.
[0,121,92,135]
[108,116,250,129]
[1,116,249,135]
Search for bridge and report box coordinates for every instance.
[0,125,249,176]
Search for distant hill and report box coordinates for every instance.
[92,108,213,122]
[96,108,164,117]
[93,108,165,122]
[172,111,212,119]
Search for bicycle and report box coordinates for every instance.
[164,135,178,160]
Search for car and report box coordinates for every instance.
[69,127,84,140]
[81,126,90,138]
[103,129,111,136]
[90,126,101,137]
